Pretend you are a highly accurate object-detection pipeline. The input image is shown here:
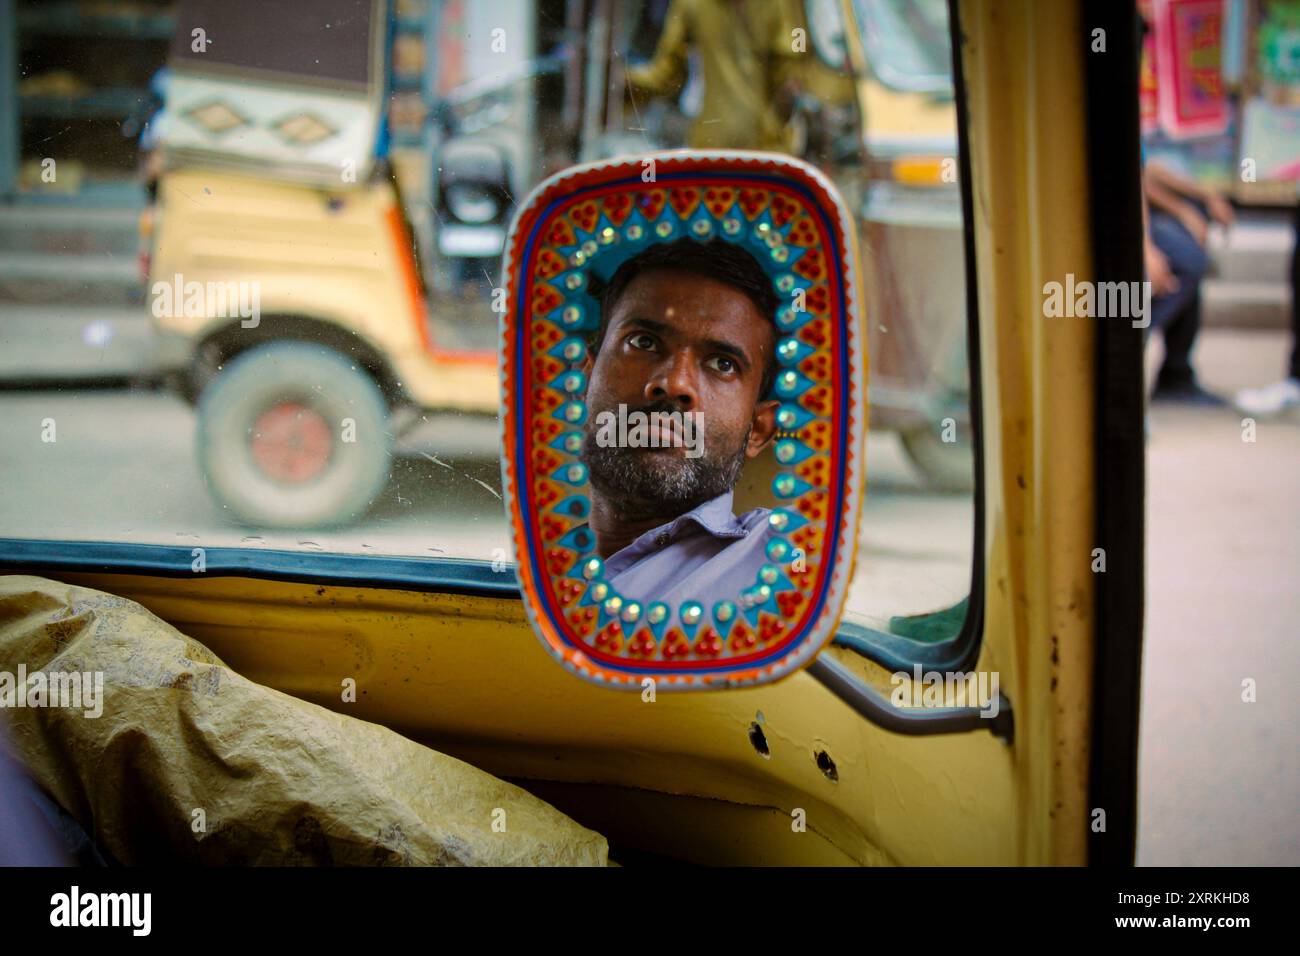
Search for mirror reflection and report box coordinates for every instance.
[503,154,864,685]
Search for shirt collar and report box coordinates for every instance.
[600,491,751,577]
[659,490,750,541]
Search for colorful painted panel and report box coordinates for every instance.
[1154,0,1230,139]
[499,151,866,690]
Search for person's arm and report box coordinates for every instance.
[1144,163,1210,245]
[1146,158,1236,227]
[625,0,691,98]
[1142,165,1179,295]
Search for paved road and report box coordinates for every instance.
[1137,328,1300,866]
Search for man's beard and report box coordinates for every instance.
[581,401,751,521]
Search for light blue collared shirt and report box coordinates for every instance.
[598,491,773,613]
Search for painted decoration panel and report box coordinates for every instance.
[499,151,866,690]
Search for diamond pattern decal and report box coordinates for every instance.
[271,112,338,146]
[182,100,251,136]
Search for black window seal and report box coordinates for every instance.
[1081,0,1146,868]
[0,538,518,600]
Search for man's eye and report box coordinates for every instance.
[706,355,738,374]
[627,333,656,351]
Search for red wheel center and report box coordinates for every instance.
[250,401,333,484]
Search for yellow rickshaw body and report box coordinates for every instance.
[150,167,498,412]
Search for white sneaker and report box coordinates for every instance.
[1233,377,1300,417]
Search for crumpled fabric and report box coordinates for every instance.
[0,575,608,866]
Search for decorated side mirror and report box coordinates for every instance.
[499,151,866,690]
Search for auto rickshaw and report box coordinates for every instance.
[0,0,1145,866]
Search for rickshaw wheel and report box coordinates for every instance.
[900,424,975,493]
[195,341,392,528]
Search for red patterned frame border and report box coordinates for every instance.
[499,151,867,690]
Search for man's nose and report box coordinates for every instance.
[644,351,698,409]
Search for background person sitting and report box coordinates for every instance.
[1143,157,1236,405]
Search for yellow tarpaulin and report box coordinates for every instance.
[0,575,608,866]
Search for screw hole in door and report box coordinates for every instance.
[815,749,838,782]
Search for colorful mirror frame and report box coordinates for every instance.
[499,151,866,690]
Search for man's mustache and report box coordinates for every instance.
[588,401,704,458]
[623,400,682,418]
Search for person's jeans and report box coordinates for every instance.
[1149,205,1210,387]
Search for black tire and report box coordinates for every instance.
[196,341,391,528]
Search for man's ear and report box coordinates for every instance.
[746,399,780,458]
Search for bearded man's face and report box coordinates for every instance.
[580,269,779,520]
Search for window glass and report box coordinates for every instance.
[0,0,972,640]
[852,0,952,92]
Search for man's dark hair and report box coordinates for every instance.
[589,237,780,398]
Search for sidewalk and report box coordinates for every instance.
[1138,328,1300,865]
